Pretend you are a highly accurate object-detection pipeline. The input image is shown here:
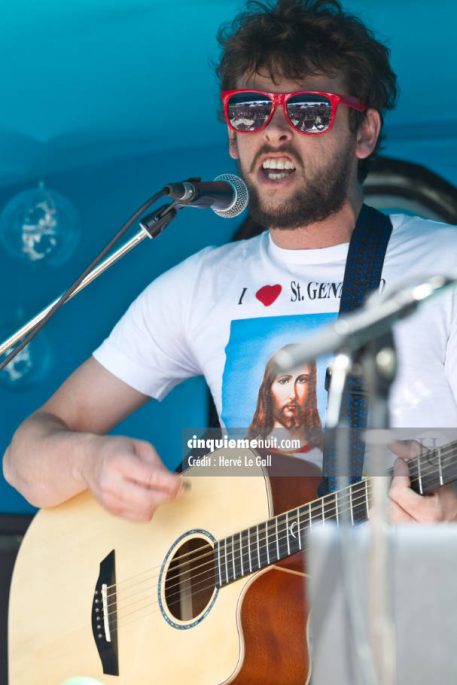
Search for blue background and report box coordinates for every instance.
[1,0,456,512]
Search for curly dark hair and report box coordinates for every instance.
[216,0,398,180]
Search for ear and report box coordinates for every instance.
[355,108,381,160]
[227,127,239,159]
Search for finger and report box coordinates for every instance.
[390,459,442,522]
[389,499,416,523]
[389,457,422,516]
[121,451,182,497]
[132,441,183,494]
[102,477,180,522]
[389,440,422,461]
[392,456,411,483]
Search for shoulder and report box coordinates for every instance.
[389,213,457,246]
[387,213,457,269]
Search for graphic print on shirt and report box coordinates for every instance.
[221,313,336,467]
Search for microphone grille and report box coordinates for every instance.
[213,173,249,219]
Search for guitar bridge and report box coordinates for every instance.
[92,549,119,675]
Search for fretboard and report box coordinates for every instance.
[407,439,457,495]
[215,438,457,588]
[215,480,369,587]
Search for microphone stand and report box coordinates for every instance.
[325,340,396,685]
[0,173,248,370]
[362,334,397,685]
[0,197,180,369]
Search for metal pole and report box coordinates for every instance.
[0,227,149,357]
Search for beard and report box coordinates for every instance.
[275,403,303,430]
[237,139,355,230]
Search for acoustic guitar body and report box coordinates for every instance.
[8,450,320,685]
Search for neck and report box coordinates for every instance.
[269,187,363,250]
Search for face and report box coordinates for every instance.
[270,365,313,429]
[228,71,360,229]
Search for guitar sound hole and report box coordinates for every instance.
[164,537,216,621]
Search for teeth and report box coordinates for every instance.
[262,158,295,170]
[266,172,290,180]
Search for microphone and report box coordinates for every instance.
[163,174,249,218]
[275,273,457,371]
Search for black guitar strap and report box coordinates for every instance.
[318,203,393,495]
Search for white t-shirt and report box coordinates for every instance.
[93,214,457,445]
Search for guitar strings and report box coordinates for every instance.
[103,477,370,606]
[106,451,457,634]
[107,445,457,623]
[112,482,368,609]
[104,446,457,617]
[108,487,372,634]
[104,444,457,623]
[106,484,371,624]
[103,477,358,597]
[103,440,457,602]
[107,484,369,619]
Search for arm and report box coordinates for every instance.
[2,357,182,521]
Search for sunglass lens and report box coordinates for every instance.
[287,94,332,133]
[227,93,272,131]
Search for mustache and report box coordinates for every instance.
[281,402,298,412]
[250,145,302,174]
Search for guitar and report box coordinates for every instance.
[8,442,457,685]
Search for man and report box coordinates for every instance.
[247,346,323,466]
[3,0,457,523]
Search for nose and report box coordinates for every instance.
[263,104,294,145]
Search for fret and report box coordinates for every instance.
[310,498,322,526]
[239,531,244,577]
[224,538,229,585]
[286,512,291,556]
[350,481,368,522]
[325,495,334,522]
[231,535,237,581]
[247,527,252,573]
[265,521,270,565]
[256,524,261,570]
[279,514,290,559]
[275,516,280,561]
[335,487,347,523]
[349,487,354,525]
[298,507,303,549]
[417,456,423,494]
[438,448,444,486]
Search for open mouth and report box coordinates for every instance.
[260,157,296,182]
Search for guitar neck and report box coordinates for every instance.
[215,479,369,587]
[407,439,457,495]
[215,439,457,587]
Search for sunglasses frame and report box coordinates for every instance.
[221,89,367,136]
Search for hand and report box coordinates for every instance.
[389,456,457,523]
[78,435,183,522]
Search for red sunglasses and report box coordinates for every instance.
[221,89,367,136]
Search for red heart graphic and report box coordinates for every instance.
[256,284,282,306]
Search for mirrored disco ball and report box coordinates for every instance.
[0,183,80,266]
[0,332,51,390]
